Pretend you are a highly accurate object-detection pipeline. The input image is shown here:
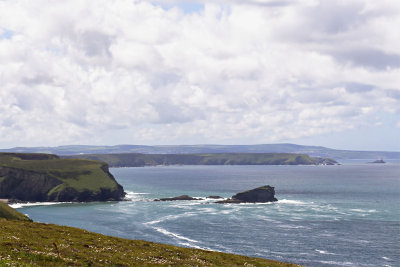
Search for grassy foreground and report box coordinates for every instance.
[0,219,300,266]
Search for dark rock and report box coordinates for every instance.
[0,167,62,202]
[154,195,203,201]
[369,159,385,164]
[207,195,223,199]
[216,185,278,204]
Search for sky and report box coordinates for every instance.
[0,0,399,151]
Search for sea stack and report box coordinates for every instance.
[217,185,278,203]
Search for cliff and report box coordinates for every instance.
[0,153,125,202]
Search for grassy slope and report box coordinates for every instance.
[0,202,31,221]
[68,153,328,167]
[0,219,300,266]
[0,153,118,196]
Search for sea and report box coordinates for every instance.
[13,163,400,267]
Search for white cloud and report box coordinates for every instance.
[0,0,399,147]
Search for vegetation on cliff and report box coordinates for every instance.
[0,202,31,221]
[0,153,125,202]
[0,218,300,266]
[66,153,337,167]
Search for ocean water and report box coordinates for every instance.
[15,164,400,266]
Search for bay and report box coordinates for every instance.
[16,164,400,266]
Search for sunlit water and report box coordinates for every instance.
[15,164,400,266]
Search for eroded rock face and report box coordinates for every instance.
[0,167,62,202]
[217,185,278,203]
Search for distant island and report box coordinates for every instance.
[64,152,338,167]
[0,153,125,202]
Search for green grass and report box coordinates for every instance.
[0,218,301,266]
[0,202,31,221]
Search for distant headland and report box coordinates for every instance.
[0,153,125,203]
[65,153,338,167]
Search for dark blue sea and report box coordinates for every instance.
[14,164,400,266]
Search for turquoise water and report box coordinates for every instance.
[16,164,400,266]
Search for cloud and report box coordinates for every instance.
[0,0,399,147]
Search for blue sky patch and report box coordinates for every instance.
[153,1,204,14]
[0,29,14,40]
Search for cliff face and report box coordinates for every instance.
[0,167,62,201]
[0,153,125,202]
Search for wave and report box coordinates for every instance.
[349,209,377,213]
[124,191,151,201]
[145,212,197,225]
[152,226,214,251]
[315,249,336,255]
[176,242,213,251]
[9,202,71,209]
[277,199,310,205]
[316,260,356,266]
[153,227,198,243]
[277,224,309,229]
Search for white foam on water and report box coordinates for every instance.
[349,209,377,213]
[315,249,336,255]
[220,209,233,214]
[145,212,197,225]
[277,224,308,229]
[177,242,213,251]
[317,260,355,266]
[382,256,391,260]
[197,207,218,213]
[153,227,198,243]
[278,199,309,205]
[124,191,151,201]
[9,202,71,209]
